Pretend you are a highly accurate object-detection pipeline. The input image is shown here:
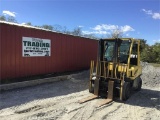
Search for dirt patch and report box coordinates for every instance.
[0,64,159,120]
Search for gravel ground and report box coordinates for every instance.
[0,63,160,120]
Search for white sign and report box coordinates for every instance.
[22,37,51,57]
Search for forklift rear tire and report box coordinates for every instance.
[122,82,131,101]
[133,76,142,91]
[136,77,142,91]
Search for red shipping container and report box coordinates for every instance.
[0,22,98,82]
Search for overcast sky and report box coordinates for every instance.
[0,0,160,45]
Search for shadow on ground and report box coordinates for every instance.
[123,88,160,110]
[0,77,89,109]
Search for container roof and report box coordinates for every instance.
[0,21,98,40]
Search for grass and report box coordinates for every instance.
[149,63,160,67]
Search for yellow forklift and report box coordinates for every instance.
[79,38,142,107]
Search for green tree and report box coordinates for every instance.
[140,39,149,61]
[41,25,53,30]
[7,16,17,23]
[25,22,32,26]
[152,43,160,63]
[34,25,41,28]
[140,42,160,63]
[0,15,6,21]
[140,39,147,51]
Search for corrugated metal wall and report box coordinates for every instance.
[0,23,98,81]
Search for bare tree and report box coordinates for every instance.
[72,27,82,36]
[83,34,98,39]
[53,24,63,32]
[109,29,123,38]
[62,26,71,34]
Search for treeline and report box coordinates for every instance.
[0,15,96,39]
[141,40,160,63]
